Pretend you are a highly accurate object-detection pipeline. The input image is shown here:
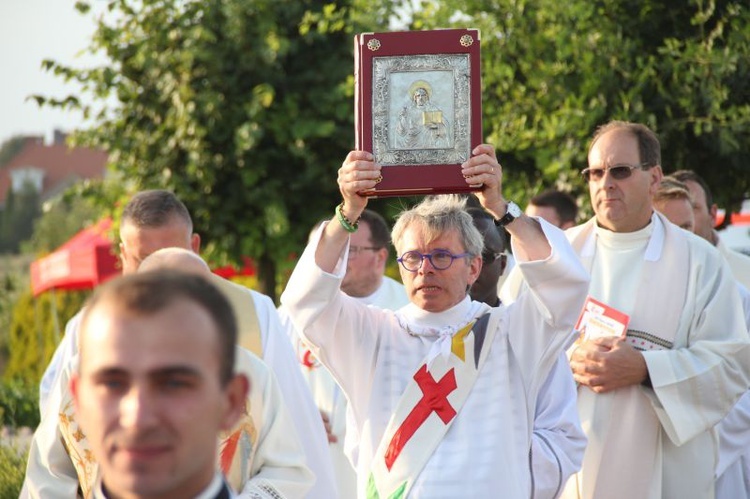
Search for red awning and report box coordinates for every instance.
[212,256,256,279]
[30,218,121,297]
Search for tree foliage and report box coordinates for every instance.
[38,0,359,299]
[407,0,750,211]
[21,193,102,254]
[0,136,27,169]
[4,288,89,384]
[34,0,750,295]
[0,183,41,254]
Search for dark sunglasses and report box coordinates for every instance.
[581,163,650,182]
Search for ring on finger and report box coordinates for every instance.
[375,174,383,183]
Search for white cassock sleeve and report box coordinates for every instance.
[39,311,82,419]
[22,360,79,499]
[643,249,750,447]
[493,225,587,498]
[714,283,750,498]
[530,353,586,499]
[235,350,315,498]
[250,291,338,499]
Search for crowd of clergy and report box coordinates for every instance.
[19,120,750,499]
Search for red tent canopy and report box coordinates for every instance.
[212,256,256,279]
[30,218,121,297]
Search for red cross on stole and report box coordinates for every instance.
[383,364,458,470]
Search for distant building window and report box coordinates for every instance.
[10,167,45,193]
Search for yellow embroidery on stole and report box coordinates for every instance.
[450,321,475,361]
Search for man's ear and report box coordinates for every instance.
[221,374,250,431]
[466,254,483,286]
[709,203,719,226]
[191,233,201,253]
[118,242,127,269]
[376,247,388,267]
[648,166,664,195]
[70,374,81,410]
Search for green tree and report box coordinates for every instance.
[406,0,750,210]
[36,0,359,300]
[0,183,41,254]
[21,192,102,254]
[4,288,89,384]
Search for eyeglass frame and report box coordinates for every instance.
[581,162,652,182]
[397,249,473,273]
[348,245,383,258]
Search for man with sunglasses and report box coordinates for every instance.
[281,144,590,498]
[557,121,750,499]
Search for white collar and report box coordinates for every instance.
[582,212,665,262]
[96,472,226,499]
[394,296,490,363]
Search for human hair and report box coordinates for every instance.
[588,120,661,169]
[121,190,193,231]
[529,189,579,226]
[359,209,391,249]
[466,207,507,252]
[80,270,237,385]
[654,178,693,205]
[669,170,713,212]
[392,195,483,257]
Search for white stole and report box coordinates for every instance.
[366,309,502,498]
[563,215,697,499]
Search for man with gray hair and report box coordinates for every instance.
[281,145,590,497]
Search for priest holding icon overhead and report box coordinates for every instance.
[281,144,589,498]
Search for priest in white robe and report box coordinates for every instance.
[502,121,750,499]
[281,145,590,498]
[24,346,314,498]
[35,190,336,498]
[23,249,316,498]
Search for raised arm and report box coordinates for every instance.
[315,150,382,272]
[461,144,550,262]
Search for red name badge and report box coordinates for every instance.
[574,296,630,341]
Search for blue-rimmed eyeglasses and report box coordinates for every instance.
[397,250,471,272]
[581,163,651,182]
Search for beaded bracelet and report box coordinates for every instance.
[336,202,359,233]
